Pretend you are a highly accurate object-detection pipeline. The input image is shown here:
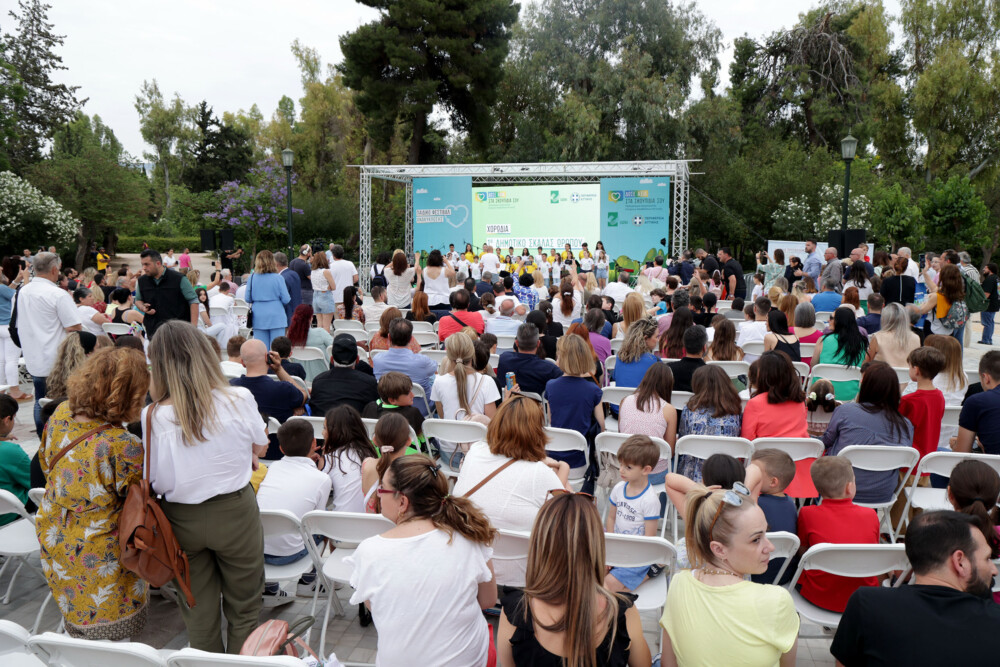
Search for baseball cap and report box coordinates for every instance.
[331,334,358,365]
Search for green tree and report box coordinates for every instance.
[0,60,26,171]
[921,175,991,254]
[867,181,924,251]
[134,79,185,214]
[52,111,124,160]
[2,0,83,171]
[180,101,253,193]
[339,0,520,164]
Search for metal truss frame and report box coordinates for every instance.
[356,160,692,288]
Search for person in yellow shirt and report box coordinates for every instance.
[463,243,476,262]
[561,242,573,261]
[96,247,110,272]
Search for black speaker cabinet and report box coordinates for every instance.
[199,229,217,251]
[219,229,235,250]
[827,229,866,260]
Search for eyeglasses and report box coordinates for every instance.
[548,489,596,504]
[707,482,749,540]
[375,487,399,497]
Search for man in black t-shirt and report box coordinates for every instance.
[978,262,998,345]
[695,248,719,276]
[717,246,746,299]
[831,511,1000,666]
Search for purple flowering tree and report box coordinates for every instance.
[204,158,303,259]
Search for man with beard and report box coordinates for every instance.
[831,510,1000,666]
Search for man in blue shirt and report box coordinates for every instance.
[955,351,1000,455]
[856,294,883,334]
[275,251,301,323]
[798,239,823,283]
[372,318,437,416]
[497,323,563,396]
[810,278,844,313]
[484,297,523,336]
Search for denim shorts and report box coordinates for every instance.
[313,290,334,314]
[595,267,609,280]
[608,565,649,590]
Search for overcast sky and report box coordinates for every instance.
[6,0,900,159]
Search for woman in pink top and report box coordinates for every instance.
[618,363,678,485]
[741,351,808,440]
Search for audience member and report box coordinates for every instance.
[321,405,376,513]
[741,351,808,439]
[496,323,563,395]
[372,318,436,416]
[749,449,798,584]
[363,284,389,323]
[706,318,743,361]
[387,250,418,308]
[831,511,1000,665]
[612,316,659,387]
[256,418,331,605]
[676,365,742,481]
[362,372,426,442]
[867,302,920,367]
[667,325,708,392]
[583,308,611,361]
[436,289,484,343]
[660,306,693,359]
[954,351,1000,455]
[337,285,366,324]
[230,339,307,451]
[820,362,914,503]
[498,493,651,667]
[309,334,378,416]
[485,295,522,335]
[368,307,418,353]
[899,347,946,464]
[856,293,884,333]
[0,394,30,522]
[360,413,417,513]
[618,363,677,484]
[134,249,198,340]
[327,243,359,308]
[546,334,604,478]
[244,250,292,349]
[811,308,869,400]
[979,262,998,345]
[356,450,503,659]
[736,297,771,353]
[266,336,307,380]
[43,331,97,401]
[762,310,800,360]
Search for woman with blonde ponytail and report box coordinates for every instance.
[497,493,651,667]
[431,331,500,468]
[347,453,498,666]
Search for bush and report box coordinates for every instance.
[115,236,201,254]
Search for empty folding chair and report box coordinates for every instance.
[101,322,133,336]
[364,321,381,333]
[0,490,43,605]
[837,445,919,540]
[492,529,532,589]
[544,427,590,491]
[786,543,909,632]
[28,632,167,667]
[765,531,800,585]
[300,511,395,656]
[166,648,305,666]
[0,620,45,667]
[600,386,636,433]
[410,321,434,333]
[333,320,365,334]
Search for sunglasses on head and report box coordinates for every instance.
[708,482,749,540]
[548,489,596,504]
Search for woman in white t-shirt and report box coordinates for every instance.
[145,321,270,653]
[72,287,110,336]
[454,395,570,586]
[386,250,419,308]
[430,332,500,468]
[552,279,580,329]
[347,454,497,667]
[321,405,376,513]
[422,249,456,310]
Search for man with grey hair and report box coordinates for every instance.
[485,297,521,336]
[810,278,844,313]
[958,251,980,282]
[13,251,82,434]
[602,270,634,305]
[496,323,563,395]
[274,251,301,322]
[897,246,920,279]
[820,246,843,289]
[475,271,493,297]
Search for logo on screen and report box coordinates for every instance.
[608,191,622,203]
[550,190,559,204]
[633,216,644,226]
[607,212,618,227]
[475,192,487,203]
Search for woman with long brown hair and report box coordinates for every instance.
[387,249,419,308]
[36,347,150,640]
[309,251,337,332]
[368,307,419,352]
[914,262,967,341]
[659,306,693,359]
[707,318,743,362]
[360,412,415,513]
[348,454,497,666]
[322,405,377,513]
[407,290,437,324]
[553,277,580,329]
[497,493,652,667]
[946,460,1000,562]
[245,249,291,349]
[454,395,570,586]
[677,365,743,482]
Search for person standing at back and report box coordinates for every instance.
[135,249,198,340]
[244,250,291,350]
[327,244,358,309]
[14,251,82,434]
[289,245,313,305]
[718,247,746,300]
[274,252,301,324]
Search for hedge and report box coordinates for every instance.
[115,237,201,254]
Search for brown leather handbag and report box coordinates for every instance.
[119,403,197,607]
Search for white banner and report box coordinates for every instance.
[766,240,828,264]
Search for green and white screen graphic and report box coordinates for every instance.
[471,184,600,251]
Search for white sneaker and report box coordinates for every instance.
[262,589,294,608]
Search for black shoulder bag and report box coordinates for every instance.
[8,285,21,348]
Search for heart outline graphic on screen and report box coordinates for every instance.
[445,204,468,229]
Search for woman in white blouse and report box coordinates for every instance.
[321,405,376,513]
[348,454,497,667]
[145,321,270,653]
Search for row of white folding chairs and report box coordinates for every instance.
[337,319,434,335]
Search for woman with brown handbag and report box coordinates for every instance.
[144,320,270,653]
[35,347,150,639]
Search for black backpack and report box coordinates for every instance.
[371,264,388,289]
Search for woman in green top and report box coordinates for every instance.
[810,307,869,400]
[755,249,786,289]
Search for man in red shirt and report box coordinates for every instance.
[798,457,880,612]
[436,289,484,342]
[899,347,946,462]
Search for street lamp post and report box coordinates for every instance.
[281,148,294,254]
[840,134,857,233]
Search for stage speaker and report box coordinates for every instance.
[199,229,217,251]
[827,229,866,260]
[219,229,235,250]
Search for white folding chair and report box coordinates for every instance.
[670,436,754,539]
[605,356,616,376]
[941,405,962,427]
[208,306,228,320]
[27,488,44,510]
[965,368,980,387]
[814,311,836,323]
[232,304,250,318]
[891,367,912,384]
[300,511,395,656]
[101,322,132,336]
[610,338,624,353]
[786,544,909,631]
[799,342,815,360]
[596,432,671,516]
[410,321,434,333]
[544,427,590,490]
[410,382,434,416]
[792,361,811,387]
[489,353,500,368]
[266,416,281,435]
[413,331,440,349]
[257,509,327,632]
[333,320,365,333]
[837,445,919,540]
[724,310,745,321]
[604,533,676,611]
[895,452,1000,540]
[0,490,43,605]
[290,346,327,383]
[421,349,447,366]
[600,386,636,432]
[364,321,381,333]
[766,531,800,585]
[707,360,750,379]
[751,437,824,462]
[740,341,765,357]
[421,419,488,468]
[0,620,45,666]
[289,416,325,440]
[167,648,305,666]
[495,334,517,352]
[368,348,386,360]
[492,529,532,589]
[28,632,167,667]
[37,398,53,408]
[669,391,693,410]
[717,300,733,310]
[808,363,862,400]
[286,374,309,396]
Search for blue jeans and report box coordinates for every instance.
[32,375,47,436]
[982,310,995,344]
[951,323,965,345]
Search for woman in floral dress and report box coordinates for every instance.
[35,347,150,639]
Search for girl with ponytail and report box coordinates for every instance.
[347,453,498,666]
[360,412,416,513]
[946,460,1000,561]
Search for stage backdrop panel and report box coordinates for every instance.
[471,184,600,253]
[600,177,670,259]
[413,176,473,253]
